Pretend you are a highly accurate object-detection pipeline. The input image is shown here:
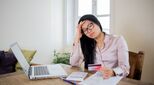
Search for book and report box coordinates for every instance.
[66,72,88,81]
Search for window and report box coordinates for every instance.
[77,0,110,34]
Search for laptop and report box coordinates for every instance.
[10,42,68,79]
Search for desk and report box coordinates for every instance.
[0,64,153,85]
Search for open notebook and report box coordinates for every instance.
[10,42,67,79]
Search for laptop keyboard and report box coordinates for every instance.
[34,66,50,76]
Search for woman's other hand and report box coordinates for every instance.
[99,67,115,79]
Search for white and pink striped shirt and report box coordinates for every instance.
[70,34,130,77]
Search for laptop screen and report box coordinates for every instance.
[10,42,30,76]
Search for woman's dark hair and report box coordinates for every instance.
[78,14,103,69]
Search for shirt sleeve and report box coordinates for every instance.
[69,42,84,66]
[113,36,130,77]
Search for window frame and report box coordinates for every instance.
[75,0,111,34]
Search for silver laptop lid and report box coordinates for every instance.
[10,42,30,76]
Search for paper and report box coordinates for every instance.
[66,72,88,81]
[79,71,122,85]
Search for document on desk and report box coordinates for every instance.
[79,71,122,85]
[66,72,88,81]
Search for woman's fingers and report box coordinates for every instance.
[103,71,111,79]
[103,74,109,79]
[74,21,86,43]
[100,67,114,79]
[78,21,86,29]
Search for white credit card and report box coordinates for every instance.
[88,64,102,71]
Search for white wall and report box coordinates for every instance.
[0,0,64,64]
[64,0,75,46]
[111,0,154,83]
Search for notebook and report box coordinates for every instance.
[10,42,67,80]
[66,72,88,81]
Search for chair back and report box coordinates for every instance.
[127,51,144,80]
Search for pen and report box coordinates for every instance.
[60,77,76,85]
[63,79,76,85]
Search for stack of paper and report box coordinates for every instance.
[66,72,88,81]
[79,71,122,85]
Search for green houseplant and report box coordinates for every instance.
[53,50,70,65]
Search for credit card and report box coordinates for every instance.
[88,64,102,71]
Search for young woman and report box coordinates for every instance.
[70,14,130,79]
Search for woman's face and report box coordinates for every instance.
[81,20,101,39]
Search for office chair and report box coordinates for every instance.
[127,51,144,80]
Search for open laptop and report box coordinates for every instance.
[10,42,67,79]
